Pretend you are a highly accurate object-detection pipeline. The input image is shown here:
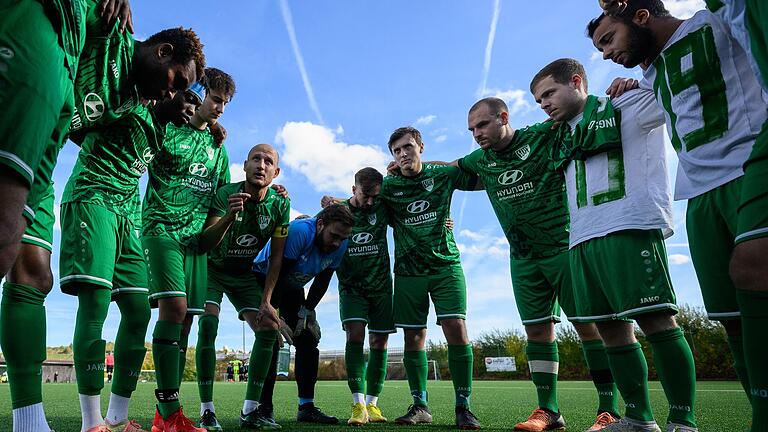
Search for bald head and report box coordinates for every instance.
[248,143,279,165]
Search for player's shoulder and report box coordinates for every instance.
[423,162,458,176]
[516,121,558,139]
[611,88,655,111]
[264,187,291,207]
[217,181,242,195]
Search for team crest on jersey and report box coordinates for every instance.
[206,147,215,160]
[367,213,377,225]
[421,178,434,191]
[514,144,531,160]
[258,215,271,230]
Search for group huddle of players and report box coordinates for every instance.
[0,0,766,431]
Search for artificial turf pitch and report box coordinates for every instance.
[0,380,750,431]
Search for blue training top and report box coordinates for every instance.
[253,217,348,289]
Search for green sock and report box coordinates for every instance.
[526,341,559,413]
[0,283,47,409]
[726,332,751,400]
[112,293,150,398]
[366,348,387,398]
[153,320,182,418]
[403,350,428,406]
[582,339,620,416]
[606,343,654,422]
[345,341,365,394]
[196,315,219,403]
[737,289,768,431]
[448,344,473,408]
[647,328,697,427]
[73,288,110,396]
[178,335,189,387]
[245,330,277,402]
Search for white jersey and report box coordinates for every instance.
[643,9,768,200]
[716,0,767,91]
[565,90,674,248]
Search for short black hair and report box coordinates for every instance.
[469,97,509,117]
[318,203,355,228]
[145,27,205,82]
[202,67,236,101]
[387,126,423,151]
[587,0,671,38]
[354,167,383,191]
[530,58,588,93]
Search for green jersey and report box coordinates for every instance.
[46,0,87,82]
[70,0,138,134]
[208,183,291,274]
[380,163,477,276]
[142,123,230,246]
[336,200,392,294]
[458,122,569,260]
[62,105,162,218]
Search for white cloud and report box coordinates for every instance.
[415,115,437,126]
[434,135,448,143]
[275,121,389,193]
[229,163,245,183]
[53,203,61,231]
[665,0,706,19]
[482,88,535,116]
[669,253,692,265]
[456,229,508,260]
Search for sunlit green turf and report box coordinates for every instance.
[0,380,750,431]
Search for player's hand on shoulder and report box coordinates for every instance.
[320,196,342,208]
[445,218,454,231]
[271,184,289,198]
[211,122,227,146]
[99,0,133,33]
[606,77,639,99]
[386,160,401,177]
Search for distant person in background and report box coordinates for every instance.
[105,352,114,383]
[227,363,234,382]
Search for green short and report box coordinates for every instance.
[206,266,264,320]
[393,264,467,329]
[0,0,76,223]
[59,202,147,298]
[736,121,768,245]
[143,235,207,315]
[570,229,678,322]
[339,285,395,334]
[21,184,55,252]
[510,251,578,325]
[687,179,741,320]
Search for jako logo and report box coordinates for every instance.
[352,232,373,244]
[189,163,208,177]
[407,200,430,214]
[498,170,524,186]
[236,234,258,247]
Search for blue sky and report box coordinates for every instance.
[38,0,707,352]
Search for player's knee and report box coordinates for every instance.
[596,320,635,346]
[124,300,151,332]
[525,322,555,342]
[345,323,366,343]
[730,241,768,292]
[720,319,742,337]
[573,322,601,341]
[369,333,388,350]
[8,246,54,294]
[636,311,677,336]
